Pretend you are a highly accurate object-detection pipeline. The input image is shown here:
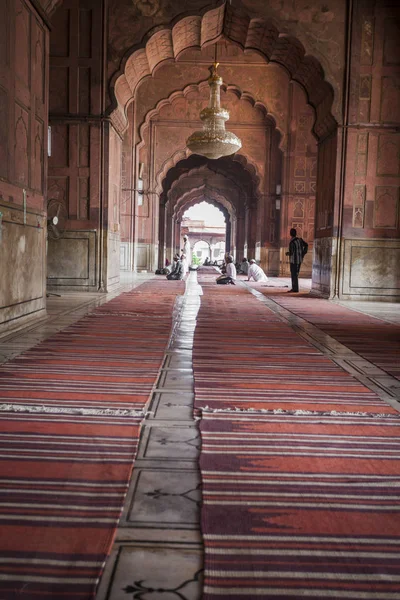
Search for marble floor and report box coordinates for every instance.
[95,271,204,600]
[0,272,399,599]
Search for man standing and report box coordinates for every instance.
[182,235,191,273]
[286,228,308,292]
[247,259,268,282]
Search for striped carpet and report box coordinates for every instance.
[194,277,400,599]
[259,291,400,381]
[0,279,183,599]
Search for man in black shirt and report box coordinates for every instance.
[286,228,308,293]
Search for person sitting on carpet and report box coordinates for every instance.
[166,254,184,280]
[239,257,249,275]
[247,259,268,283]
[216,255,236,285]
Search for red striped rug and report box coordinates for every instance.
[260,292,400,381]
[193,281,400,599]
[0,279,183,599]
[200,410,400,600]
[193,284,393,415]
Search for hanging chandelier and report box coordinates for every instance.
[186,62,242,160]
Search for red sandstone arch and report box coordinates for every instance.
[174,185,236,222]
[111,2,336,139]
[138,81,282,146]
[156,151,262,199]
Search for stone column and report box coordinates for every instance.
[48,0,120,291]
[0,0,49,333]
[335,0,400,301]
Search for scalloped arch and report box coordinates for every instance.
[168,165,250,215]
[111,2,336,139]
[138,81,282,147]
[174,184,237,222]
[157,151,262,199]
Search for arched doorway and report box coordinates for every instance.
[182,201,226,265]
[46,0,337,295]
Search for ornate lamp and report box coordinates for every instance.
[186,62,242,160]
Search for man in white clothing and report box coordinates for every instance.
[182,235,191,273]
[216,255,236,285]
[247,259,268,282]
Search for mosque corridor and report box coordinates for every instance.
[0,271,399,599]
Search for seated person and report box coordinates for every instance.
[216,255,236,285]
[166,254,185,280]
[163,258,172,274]
[239,257,249,275]
[203,257,211,266]
[247,259,268,282]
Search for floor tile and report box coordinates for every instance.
[139,425,200,460]
[149,392,194,420]
[96,544,203,600]
[121,468,201,528]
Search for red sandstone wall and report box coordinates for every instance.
[339,0,400,299]
[0,0,48,331]
[47,0,123,291]
[280,84,318,278]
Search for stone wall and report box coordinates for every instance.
[338,0,400,300]
[280,83,318,279]
[0,0,48,332]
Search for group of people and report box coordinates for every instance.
[216,228,308,291]
[216,256,269,285]
[164,228,308,292]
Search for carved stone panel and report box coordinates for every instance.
[47,177,68,207]
[14,103,29,186]
[50,8,70,57]
[360,18,374,66]
[78,177,89,220]
[0,87,8,179]
[0,0,8,69]
[49,124,69,168]
[383,18,400,66]
[34,119,44,192]
[79,9,92,58]
[377,134,400,177]
[380,77,400,123]
[49,66,69,113]
[33,20,45,104]
[15,0,30,89]
[293,199,304,217]
[79,124,90,168]
[358,75,371,122]
[79,67,90,113]
[294,156,306,178]
[374,186,399,229]
[353,184,365,228]
[355,133,368,176]
[294,181,305,194]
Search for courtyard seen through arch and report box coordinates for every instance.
[182,202,226,264]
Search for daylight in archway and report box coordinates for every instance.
[182,201,226,264]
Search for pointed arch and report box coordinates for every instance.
[110,1,336,140]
